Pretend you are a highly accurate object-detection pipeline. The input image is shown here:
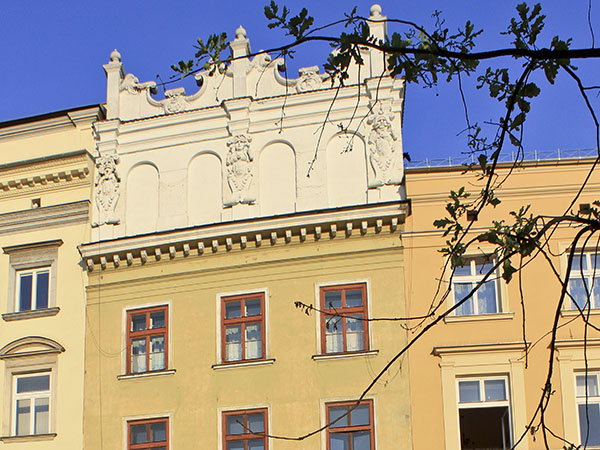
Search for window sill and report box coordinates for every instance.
[312,350,379,361]
[561,308,600,317]
[117,369,176,380]
[0,433,57,443]
[2,307,60,322]
[212,358,275,370]
[444,312,514,323]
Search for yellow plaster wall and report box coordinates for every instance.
[404,161,600,450]
[83,232,412,449]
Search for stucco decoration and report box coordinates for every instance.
[225,134,255,206]
[367,103,403,187]
[163,87,187,114]
[92,154,120,227]
[296,66,325,92]
[120,73,158,95]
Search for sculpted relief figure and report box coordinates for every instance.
[120,73,157,95]
[225,134,255,206]
[92,154,121,226]
[296,66,324,92]
[367,104,403,187]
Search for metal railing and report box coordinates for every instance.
[406,148,598,168]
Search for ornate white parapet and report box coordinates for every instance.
[93,4,406,240]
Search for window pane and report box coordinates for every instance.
[34,397,49,434]
[454,283,474,316]
[569,278,590,309]
[245,298,261,316]
[353,431,372,450]
[248,439,265,450]
[17,375,50,393]
[19,273,33,311]
[131,338,147,373]
[346,315,364,352]
[225,301,241,319]
[459,380,481,402]
[150,421,166,442]
[325,291,342,309]
[484,379,506,401]
[593,278,600,308]
[150,311,165,329]
[16,399,30,436]
[325,316,343,353]
[150,335,165,370]
[227,415,245,435]
[131,424,147,444]
[227,442,244,450]
[352,404,370,426]
[35,271,49,309]
[245,323,262,359]
[454,263,471,276]
[572,254,588,272]
[247,413,265,433]
[577,374,599,397]
[131,314,146,331]
[330,433,349,450]
[345,289,363,307]
[478,281,498,314]
[329,406,349,427]
[578,403,600,446]
[475,258,494,274]
[226,325,242,361]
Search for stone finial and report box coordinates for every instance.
[370,4,382,17]
[235,25,247,40]
[110,49,121,62]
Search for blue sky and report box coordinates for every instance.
[1,1,598,162]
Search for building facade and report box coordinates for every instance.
[80,5,413,450]
[404,159,600,450]
[0,105,103,448]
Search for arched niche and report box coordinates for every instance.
[188,152,223,225]
[326,132,367,207]
[259,142,296,216]
[126,163,159,235]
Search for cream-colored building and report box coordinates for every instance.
[81,5,413,450]
[0,105,103,448]
[404,157,600,450]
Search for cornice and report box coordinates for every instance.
[432,341,528,356]
[0,105,104,140]
[0,200,89,235]
[80,201,410,271]
[554,338,600,349]
[0,150,92,195]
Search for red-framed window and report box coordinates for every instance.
[127,305,168,374]
[326,400,374,450]
[222,408,268,450]
[320,283,369,354]
[128,418,168,450]
[221,293,265,363]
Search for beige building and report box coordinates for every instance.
[404,157,600,450]
[0,105,103,448]
[81,5,413,450]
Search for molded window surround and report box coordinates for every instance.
[0,336,64,441]
[315,280,374,357]
[556,339,600,447]
[222,408,268,450]
[326,400,375,450]
[120,302,172,378]
[2,240,62,320]
[122,414,172,450]
[565,250,600,310]
[432,342,528,450]
[451,256,503,317]
[215,289,270,367]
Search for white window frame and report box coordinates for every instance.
[566,250,600,310]
[574,371,600,447]
[456,376,512,449]
[15,267,51,312]
[452,256,502,316]
[11,372,52,437]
